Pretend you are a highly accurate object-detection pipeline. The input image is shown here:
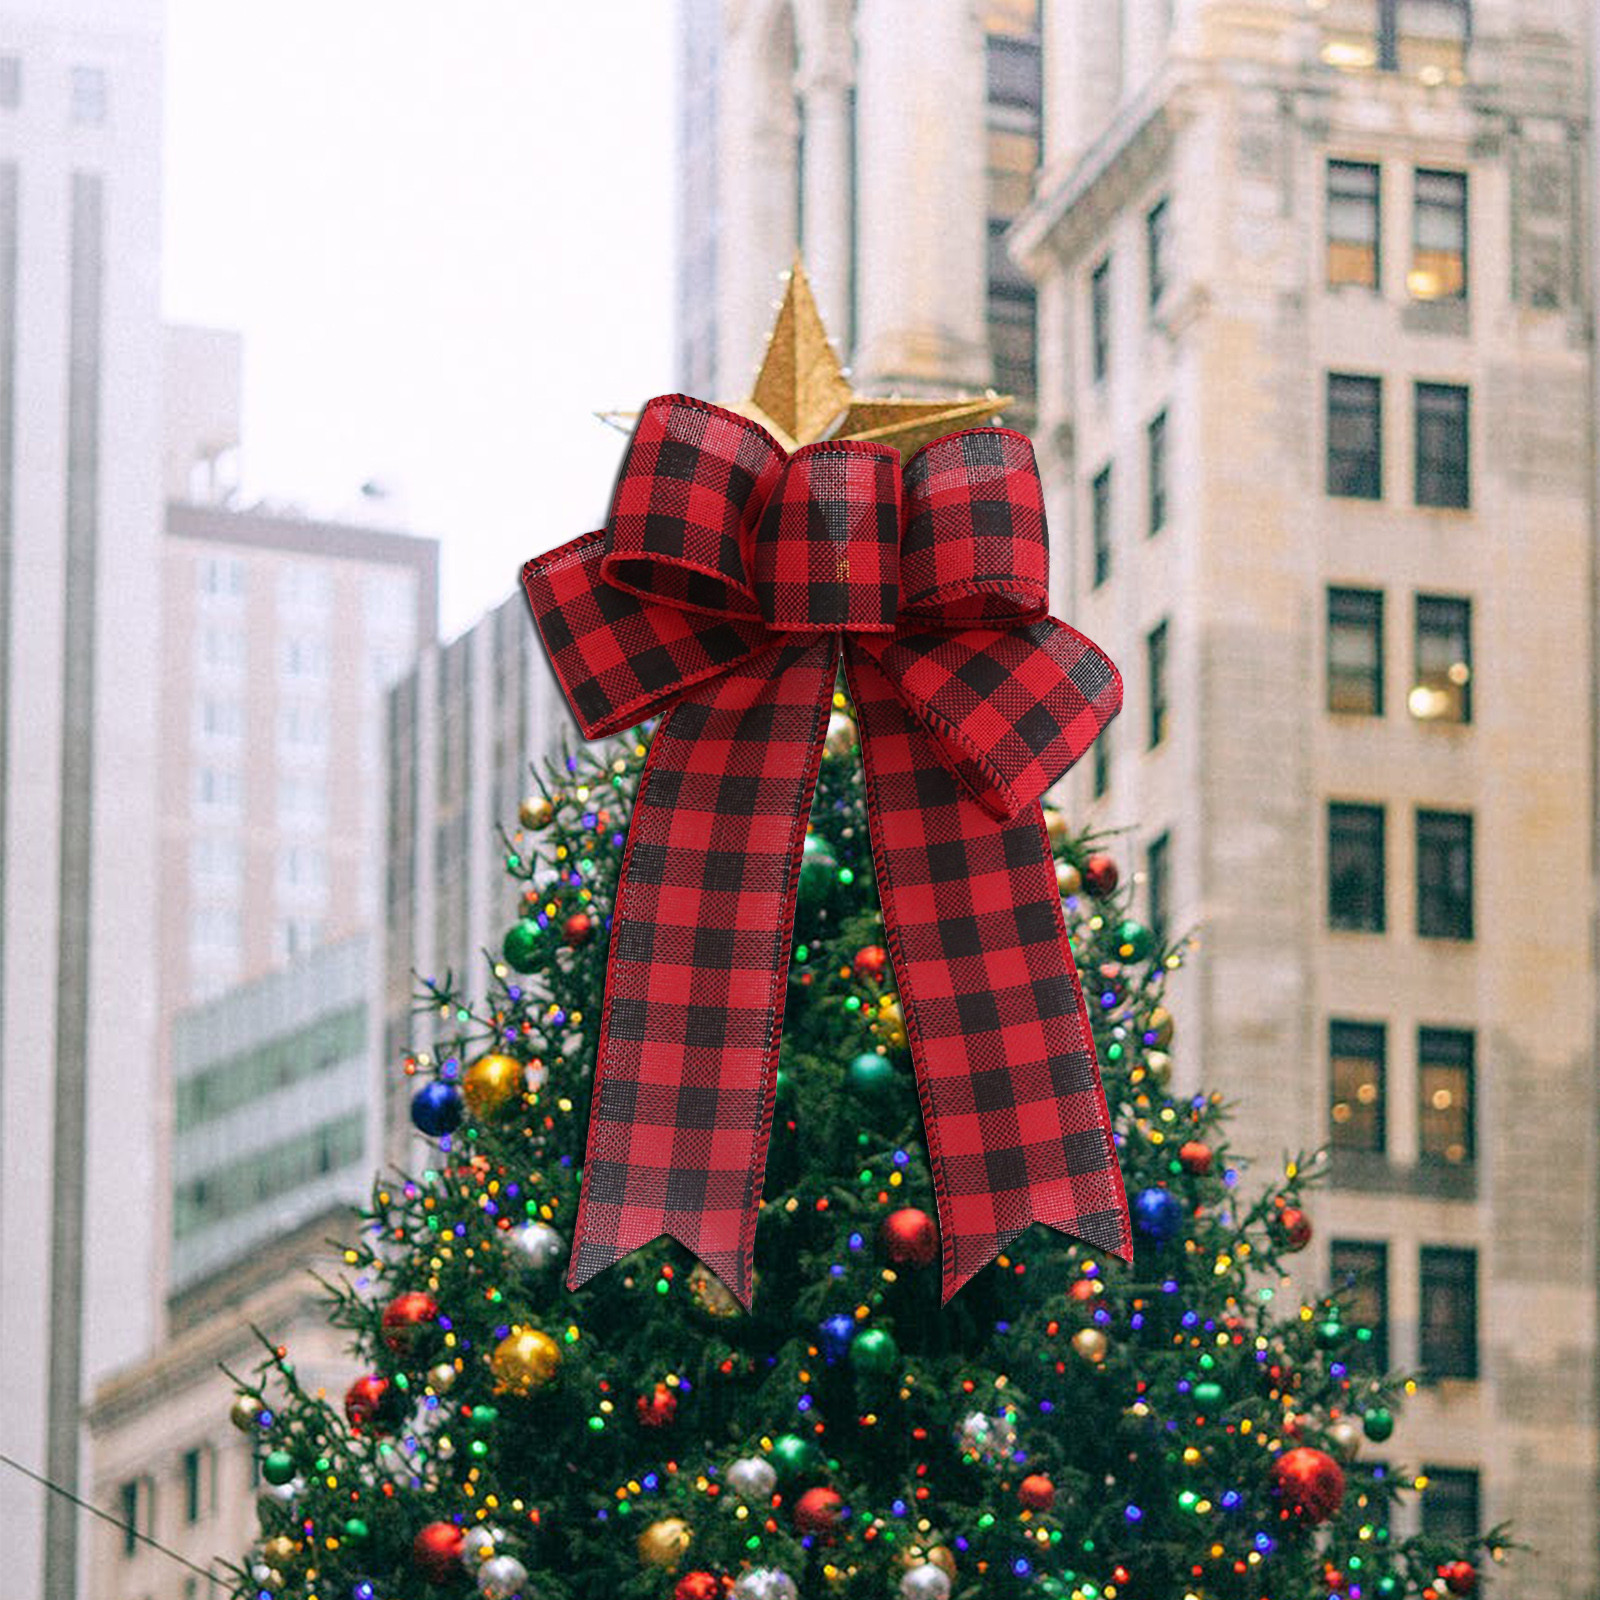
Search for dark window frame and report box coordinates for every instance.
[1147,409,1168,535]
[1147,830,1170,944]
[1327,372,1384,500]
[1090,256,1111,384]
[1328,801,1387,933]
[1416,807,1474,940]
[1146,196,1170,310]
[1414,381,1470,509]
[1327,586,1385,716]
[1147,618,1169,749]
[1327,158,1382,289]
[1420,1245,1478,1379]
[1091,464,1112,589]
[1414,592,1472,723]
[1330,1018,1387,1155]
[1330,1238,1390,1370]
[1420,1464,1482,1540]
[1092,722,1111,799]
[1418,1026,1476,1165]
[1412,167,1468,300]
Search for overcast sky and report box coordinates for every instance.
[163,1,678,636]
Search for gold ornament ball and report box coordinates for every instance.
[1325,1417,1363,1460]
[1041,807,1069,849]
[824,711,858,755]
[489,1327,561,1395]
[260,1536,300,1568]
[462,1053,526,1119]
[879,999,907,1051]
[230,1393,264,1432]
[637,1517,692,1571]
[519,795,555,829]
[1072,1327,1109,1364]
[1056,859,1082,896]
[428,1361,458,1393]
[1146,1006,1175,1049]
[1144,1049,1172,1086]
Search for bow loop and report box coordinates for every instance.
[752,441,902,633]
[601,394,781,620]
[897,427,1050,625]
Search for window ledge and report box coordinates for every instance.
[1327,1149,1478,1200]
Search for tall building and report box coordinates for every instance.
[380,589,571,1166]
[675,0,1040,423]
[0,6,168,1596]
[680,2,1597,1595]
[1008,2,1590,1592]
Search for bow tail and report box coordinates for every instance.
[565,635,839,1308]
[842,644,1134,1303]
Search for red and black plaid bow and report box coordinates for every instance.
[521,393,1132,1307]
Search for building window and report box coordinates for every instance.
[1147,831,1170,944]
[198,697,244,742]
[1418,1027,1475,1164]
[1328,802,1385,932]
[70,64,106,125]
[1411,169,1467,299]
[1146,197,1170,309]
[1327,587,1384,716]
[189,835,242,890]
[277,564,332,618]
[1420,1466,1481,1540]
[1329,1239,1389,1369]
[1417,809,1473,940]
[1385,0,1472,79]
[1420,1245,1478,1378]
[1091,465,1112,588]
[198,555,245,598]
[196,766,242,813]
[1327,373,1383,499]
[1412,594,1471,723]
[182,1445,214,1524]
[1147,409,1168,535]
[0,55,20,110]
[282,636,329,681]
[1327,159,1380,288]
[118,1476,153,1557]
[988,216,1037,400]
[198,626,245,676]
[1414,382,1470,508]
[986,29,1042,109]
[1329,1019,1386,1154]
[1090,257,1111,383]
[1146,619,1169,748]
[1092,722,1111,799]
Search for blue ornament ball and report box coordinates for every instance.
[819,1313,856,1364]
[410,1080,464,1139]
[1133,1185,1184,1241]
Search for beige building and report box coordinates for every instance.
[682,0,1596,1593]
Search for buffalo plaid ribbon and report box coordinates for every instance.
[521,393,1132,1307]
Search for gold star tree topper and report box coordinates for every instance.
[601,255,1013,456]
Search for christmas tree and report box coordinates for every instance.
[228,694,1508,1600]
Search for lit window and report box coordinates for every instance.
[1327,373,1383,500]
[1411,594,1471,723]
[1411,169,1467,299]
[1418,1027,1475,1164]
[1329,1019,1386,1154]
[1327,160,1381,288]
[1327,587,1384,716]
[1414,382,1469,508]
[1391,0,1471,80]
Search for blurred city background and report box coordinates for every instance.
[0,0,1593,1596]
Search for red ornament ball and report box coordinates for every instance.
[793,1485,843,1537]
[381,1290,440,1355]
[411,1520,465,1583]
[853,944,888,981]
[1068,1277,1100,1303]
[880,1207,938,1268]
[1018,1473,1057,1511]
[1275,1204,1314,1251]
[636,1381,678,1428]
[1178,1140,1213,1175]
[1271,1446,1346,1524]
[1083,853,1120,897]
[675,1576,722,1600]
[564,911,594,948]
[343,1374,401,1434]
[1439,1560,1478,1596]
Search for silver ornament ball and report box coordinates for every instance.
[732,1569,799,1600]
[460,1525,498,1567]
[478,1554,528,1598]
[508,1221,566,1270]
[901,1565,954,1600]
[726,1455,778,1499]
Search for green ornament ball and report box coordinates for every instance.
[1192,1380,1224,1410]
[1115,919,1155,962]
[261,1449,297,1487]
[849,1327,899,1377]
[1362,1406,1395,1441]
[342,1517,370,1543]
[501,918,541,973]
[769,1432,821,1485]
[848,1051,896,1094]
